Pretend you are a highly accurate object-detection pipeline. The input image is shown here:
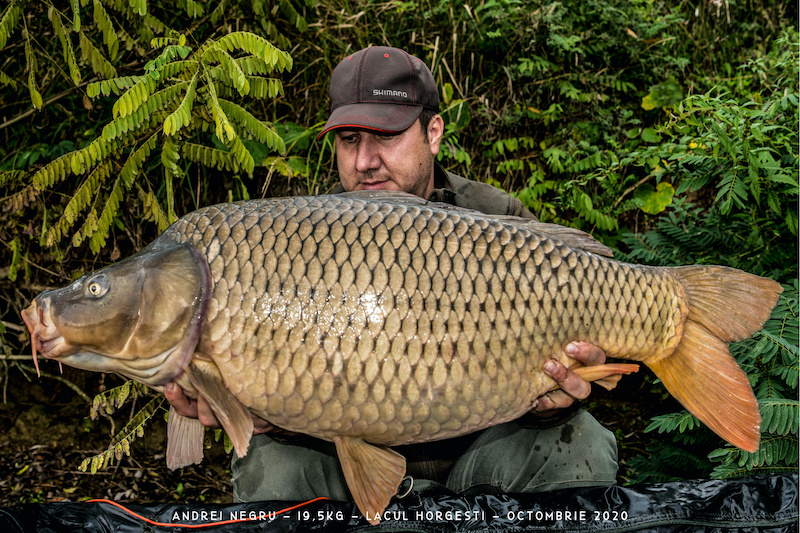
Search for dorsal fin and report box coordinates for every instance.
[335,190,428,205]
[333,192,613,257]
[520,221,613,257]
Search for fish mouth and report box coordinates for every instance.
[21,298,67,377]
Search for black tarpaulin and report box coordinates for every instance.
[1,474,796,532]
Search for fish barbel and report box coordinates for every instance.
[22,192,782,523]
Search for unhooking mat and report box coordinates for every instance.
[0,473,796,532]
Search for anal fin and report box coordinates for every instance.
[334,436,406,525]
[166,405,205,470]
[186,360,254,459]
[571,363,640,390]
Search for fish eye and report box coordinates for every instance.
[85,275,109,298]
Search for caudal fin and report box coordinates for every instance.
[649,266,783,453]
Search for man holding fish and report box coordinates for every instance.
[165,46,618,503]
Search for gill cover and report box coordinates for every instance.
[46,242,210,385]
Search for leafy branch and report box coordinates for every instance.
[30,29,290,254]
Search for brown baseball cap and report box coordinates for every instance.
[317,46,439,139]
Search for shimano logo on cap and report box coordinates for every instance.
[373,89,408,98]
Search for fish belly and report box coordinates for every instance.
[165,196,686,446]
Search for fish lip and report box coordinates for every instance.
[34,333,65,357]
[22,299,66,360]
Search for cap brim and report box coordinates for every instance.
[317,103,422,140]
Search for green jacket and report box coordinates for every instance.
[429,165,538,220]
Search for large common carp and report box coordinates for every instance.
[22,192,781,523]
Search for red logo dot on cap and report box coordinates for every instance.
[384,54,389,58]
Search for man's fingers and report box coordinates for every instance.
[565,341,606,366]
[544,359,592,400]
[164,382,199,418]
[196,395,221,428]
[533,390,573,412]
[165,383,280,435]
[163,383,220,429]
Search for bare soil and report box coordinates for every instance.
[0,366,232,506]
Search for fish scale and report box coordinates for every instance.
[23,192,782,524]
[164,196,677,445]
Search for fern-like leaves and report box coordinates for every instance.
[31,28,291,253]
[0,1,22,51]
[23,28,43,109]
[49,7,81,85]
[80,387,161,474]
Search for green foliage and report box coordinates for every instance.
[613,30,798,482]
[27,26,289,253]
[80,395,162,474]
[78,381,159,474]
[89,380,152,419]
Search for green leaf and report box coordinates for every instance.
[49,7,81,85]
[23,28,43,109]
[113,75,156,119]
[217,99,285,153]
[79,32,118,79]
[93,0,119,60]
[0,1,23,51]
[8,236,21,282]
[204,47,249,95]
[163,76,197,136]
[642,78,683,110]
[760,399,799,435]
[129,0,147,16]
[214,31,292,72]
[203,70,236,142]
[635,182,675,214]
[641,127,662,143]
[69,0,80,31]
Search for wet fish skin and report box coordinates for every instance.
[21,192,783,524]
[22,243,208,385]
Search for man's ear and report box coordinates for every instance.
[427,114,445,156]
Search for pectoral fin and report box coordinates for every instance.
[166,405,205,470]
[333,436,406,525]
[185,360,254,459]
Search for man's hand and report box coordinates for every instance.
[164,382,275,435]
[532,342,606,416]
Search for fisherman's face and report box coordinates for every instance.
[334,115,444,200]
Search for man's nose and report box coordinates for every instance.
[355,136,381,172]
